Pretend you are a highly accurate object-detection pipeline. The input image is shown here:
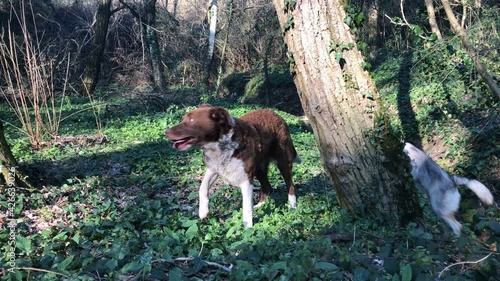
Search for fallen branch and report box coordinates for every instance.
[153,257,233,272]
[176,257,233,272]
[437,253,493,279]
[16,267,69,278]
[38,134,109,148]
[324,233,386,245]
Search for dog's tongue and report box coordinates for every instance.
[173,137,195,150]
[173,140,186,150]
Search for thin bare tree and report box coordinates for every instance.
[120,0,167,91]
[440,0,499,98]
[206,0,218,64]
[81,0,112,96]
[425,0,442,40]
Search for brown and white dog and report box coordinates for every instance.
[165,105,301,227]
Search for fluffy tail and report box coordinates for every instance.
[453,176,494,205]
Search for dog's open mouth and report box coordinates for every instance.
[172,137,196,150]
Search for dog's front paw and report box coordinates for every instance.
[253,201,265,209]
[199,206,209,220]
[243,220,253,228]
[288,194,297,208]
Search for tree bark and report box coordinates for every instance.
[363,0,381,50]
[424,0,442,40]
[81,0,112,96]
[214,0,233,95]
[0,123,34,190]
[144,0,167,92]
[272,0,422,225]
[440,0,499,98]
[206,0,218,64]
[120,0,167,91]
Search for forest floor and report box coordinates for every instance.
[1,56,499,280]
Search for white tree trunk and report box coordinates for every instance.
[207,0,218,63]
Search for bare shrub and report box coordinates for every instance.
[215,1,285,72]
[0,1,71,148]
[105,4,156,89]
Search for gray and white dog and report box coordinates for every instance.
[403,142,494,236]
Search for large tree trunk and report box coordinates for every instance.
[81,0,112,96]
[273,0,422,224]
[440,0,499,98]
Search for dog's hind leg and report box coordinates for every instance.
[430,189,461,236]
[441,212,462,236]
[276,156,297,208]
[199,169,218,220]
[270,126,299,208]
[255,162,271,209]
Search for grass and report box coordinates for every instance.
[0,85,498,280]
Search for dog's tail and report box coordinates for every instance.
[453,176,494,205]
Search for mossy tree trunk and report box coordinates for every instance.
[0,123,34,190]
[272,0,422,225]
[81,0,112,96]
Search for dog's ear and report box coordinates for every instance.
[209,107,233,132]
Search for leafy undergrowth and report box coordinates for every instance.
[0,93,498,280]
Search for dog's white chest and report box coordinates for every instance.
[203,135,248,186]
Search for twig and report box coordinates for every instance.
[437,253,493,279]
[399,0,413,33]
[0,119,29,136]
[471,111,496,142]
[460,5,467,29]
[384,0,427,40]
[153,257,233,272]
[110,6,127,15]
[349,225,356,250]
[198,242,204,257]
[58,103,107,123]
[16,267,69,278]
[324,232,386,245]
[118,0,141,20]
